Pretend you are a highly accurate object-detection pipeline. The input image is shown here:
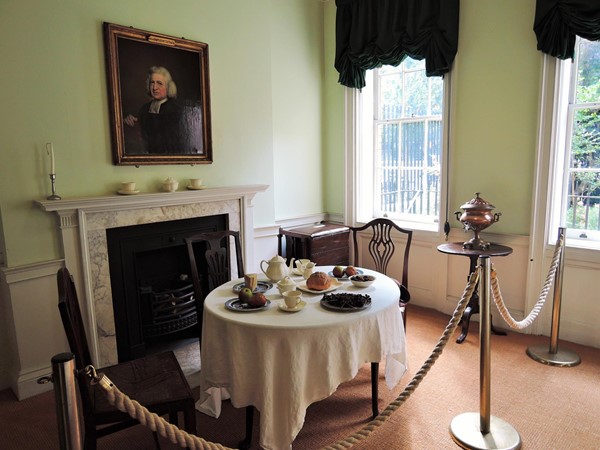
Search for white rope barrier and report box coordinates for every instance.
[87,366,233,450]
[491,232,565,330]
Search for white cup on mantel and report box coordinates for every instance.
[190,178,203,189]
[121,181,136,192]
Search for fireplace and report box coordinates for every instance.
[107,215,227,362]
[36,185,268,367]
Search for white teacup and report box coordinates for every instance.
[295,259,311,271]
[190,178,203,188]
[121,181,136,192]
[282,290,302,309]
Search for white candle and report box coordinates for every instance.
[46,143,55,174]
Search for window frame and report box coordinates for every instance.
[543,39,600,251]
[344,64,452,233]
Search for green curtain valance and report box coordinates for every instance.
[335,0,459,89]
[534,0,600,59]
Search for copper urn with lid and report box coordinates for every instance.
[455,193,501,250]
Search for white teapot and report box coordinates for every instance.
[260,255,294,282]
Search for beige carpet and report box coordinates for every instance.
[1,305,599,449]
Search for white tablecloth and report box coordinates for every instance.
[196,267,407,450]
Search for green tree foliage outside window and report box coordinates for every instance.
[567,39,600,232]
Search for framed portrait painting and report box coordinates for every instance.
[104,22,212,165]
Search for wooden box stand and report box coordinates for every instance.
[278,222,350,266]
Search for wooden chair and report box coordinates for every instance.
[184,230,245,338]
[184,230,254,449]
[350,218,413,418]
[57,267,196,450]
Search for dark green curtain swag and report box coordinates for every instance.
[335,0,459,89]
[534,0,600,59]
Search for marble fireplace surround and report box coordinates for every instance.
[37,184,268,367]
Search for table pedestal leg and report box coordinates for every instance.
[457,262,507,344]
[457,299,507,344]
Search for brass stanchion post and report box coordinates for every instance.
[526,227,580,366]
[450,256,521,450]
[52,352,83,450]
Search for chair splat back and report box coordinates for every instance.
[185,230,245,338]
[351,218,412,290]
[186,230,245,291]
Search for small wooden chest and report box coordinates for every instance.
[278,222,350,266]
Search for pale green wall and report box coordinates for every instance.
[0,0,546,268]
[270,0,325,220]
[0,0,325,267]
[323,2,346,219]
[323,0,542,235]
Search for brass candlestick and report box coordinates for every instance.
[47,174,61,200]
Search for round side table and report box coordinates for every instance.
[437,242,513,343]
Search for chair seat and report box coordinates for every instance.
[90,351,194,421]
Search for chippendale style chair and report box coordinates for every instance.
[57,267,196,450]
[350,218,413,418]
[184,229,254,449]
[184,230,245,337]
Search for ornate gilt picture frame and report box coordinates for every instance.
[104,23,212,165]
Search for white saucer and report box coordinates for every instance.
[278,300,306,312]
[187,185,207,190]
[117,189,140,195]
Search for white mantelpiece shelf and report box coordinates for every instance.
[35,184,269,212]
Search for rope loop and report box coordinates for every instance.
[491,232,565,330]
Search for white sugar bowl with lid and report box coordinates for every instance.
[162,177,179,192]
[277,276,297,295]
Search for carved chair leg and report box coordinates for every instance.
[371,362,379,419]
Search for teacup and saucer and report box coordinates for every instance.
[118,181,139,195]
[293,259,311,276]
[280,290,305,312]
[188,178,206,190]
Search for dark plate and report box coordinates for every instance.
[224,298,271,312]
[232,281,273,294]
[320,293,371,312]
[327,268,364,280]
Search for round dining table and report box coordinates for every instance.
[195,266,407,450]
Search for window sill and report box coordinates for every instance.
[357,217,440,233]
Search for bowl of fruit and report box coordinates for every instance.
[330,265,362,279]
[349,274,376,288]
